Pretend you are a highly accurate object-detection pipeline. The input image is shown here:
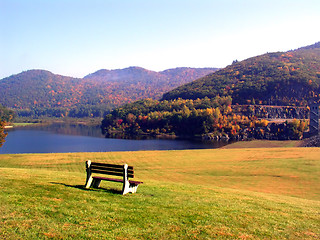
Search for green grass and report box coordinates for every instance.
[0,148,320,239]
[222,140,301,148]
[12,123,38,127]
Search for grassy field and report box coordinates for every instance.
[0,147,319,239]
[12,123,40,127]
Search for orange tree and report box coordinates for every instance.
[0,104,14,147]
[0,120,7,147]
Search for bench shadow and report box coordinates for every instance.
[50,182,122,194]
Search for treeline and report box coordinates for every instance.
[16,105,112,119]
[101,97,308,140]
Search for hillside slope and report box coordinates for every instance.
[0,67,217,118]
[0,70,84,109]
[163,42,320,106]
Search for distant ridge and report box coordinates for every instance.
[84,66,217,84]
[84,66,157,82]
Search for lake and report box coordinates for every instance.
[0,123,227,154]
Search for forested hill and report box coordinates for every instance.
[0,70,83,109]
[0,67,217,118]
[162,42,320,106]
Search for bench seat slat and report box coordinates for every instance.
[92,176,143,185]
[92,176,123,183]
[129,180,143,185]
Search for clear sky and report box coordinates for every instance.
[0,0,319,79]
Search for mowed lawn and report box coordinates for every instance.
[0,147,319,239]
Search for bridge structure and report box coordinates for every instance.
[308,103,319,137]
[232,104,319,138]
[231,105,309,119]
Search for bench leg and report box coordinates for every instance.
[85,177,101,189]
[130,183,139,194]
[92,178,102,188]
[122,181,140,195]
[85,176,93,189]
[85,160,93,189]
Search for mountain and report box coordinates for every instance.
[0,67,217,118]
[0,70,85,109]
[163,42,320,106]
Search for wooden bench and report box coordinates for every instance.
[85,160,143,195]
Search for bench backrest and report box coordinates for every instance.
[86,161,134,179]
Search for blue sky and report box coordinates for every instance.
[0,0,319,79]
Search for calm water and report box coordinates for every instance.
[0,123,227,154]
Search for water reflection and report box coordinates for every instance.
[15,123,105,138]
[1,123,228,154]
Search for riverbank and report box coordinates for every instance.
[300,134,320,147]
[222,139,301,149]
[4,122,49,130]
[8,118,102,129]
[105,129,307,149]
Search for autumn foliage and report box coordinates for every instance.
[0,120,7,147]
[0,67,217,118]
[101,97,308,140]
[0,104,13,147]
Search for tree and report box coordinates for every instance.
[0,120,7,148]
[0,104,14,147]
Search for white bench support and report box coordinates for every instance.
[122,164,139,195]
[85,160,94,188]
